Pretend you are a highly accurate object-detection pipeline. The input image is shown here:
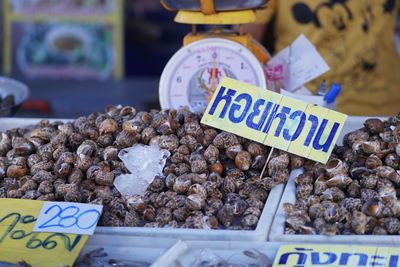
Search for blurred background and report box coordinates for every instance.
[0,0,194,118]
[0,0,399,118]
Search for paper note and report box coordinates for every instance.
[0,198,89,267]
[201,77,347,163]
[273,244,400,267]
[268,34,330,92]
[33,202,103,235]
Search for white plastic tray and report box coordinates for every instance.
[0,116,376,142]
[0,117,284,241]
[269,116,399,245]
[81,235,177,265]
[0,118,72,131]
[96,184,284,241]
[152,241,284,267]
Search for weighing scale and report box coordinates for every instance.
[159,0,270,112]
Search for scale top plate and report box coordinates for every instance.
[161,0,268,11]
[159,38,266,112]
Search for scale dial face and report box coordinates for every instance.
[159,38,266,112]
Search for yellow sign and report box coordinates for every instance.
[0,198,88,267]
[273,244,400,267]
[201,77,347,163]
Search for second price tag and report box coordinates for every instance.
[33,202,103,235]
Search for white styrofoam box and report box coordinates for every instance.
[0,118,284,241]
[152,240,284,267]
[96,183,284,241]
[336,116,386,145]
[269,169,400,245]
[269,115,398,245]
[80,235,177,265]
[154,240,400,267]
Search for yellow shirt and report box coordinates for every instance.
[263,0,400,116]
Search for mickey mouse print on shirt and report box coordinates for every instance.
[263,0,400,115]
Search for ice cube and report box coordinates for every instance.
[113,174,150,197]
[114,144,170,197]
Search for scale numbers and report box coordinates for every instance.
[159,38,266,112]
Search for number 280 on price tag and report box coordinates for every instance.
[33,202,103,235]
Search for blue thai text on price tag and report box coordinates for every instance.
[33,202,103,235]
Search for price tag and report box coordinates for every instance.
[273,244,400,267]
[201,77,347,163]
[33,202,103,235]
[0,198,92,267]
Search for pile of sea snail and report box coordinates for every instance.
[0,106,301,229]
[285,114,400,235]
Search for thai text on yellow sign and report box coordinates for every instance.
[201,77,348,163]
[273,244,400,267]
[0,198,88,267]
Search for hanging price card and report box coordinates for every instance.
[201,77,347,163]
[0,198,101,267]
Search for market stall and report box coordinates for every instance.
[0,1,399,267]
